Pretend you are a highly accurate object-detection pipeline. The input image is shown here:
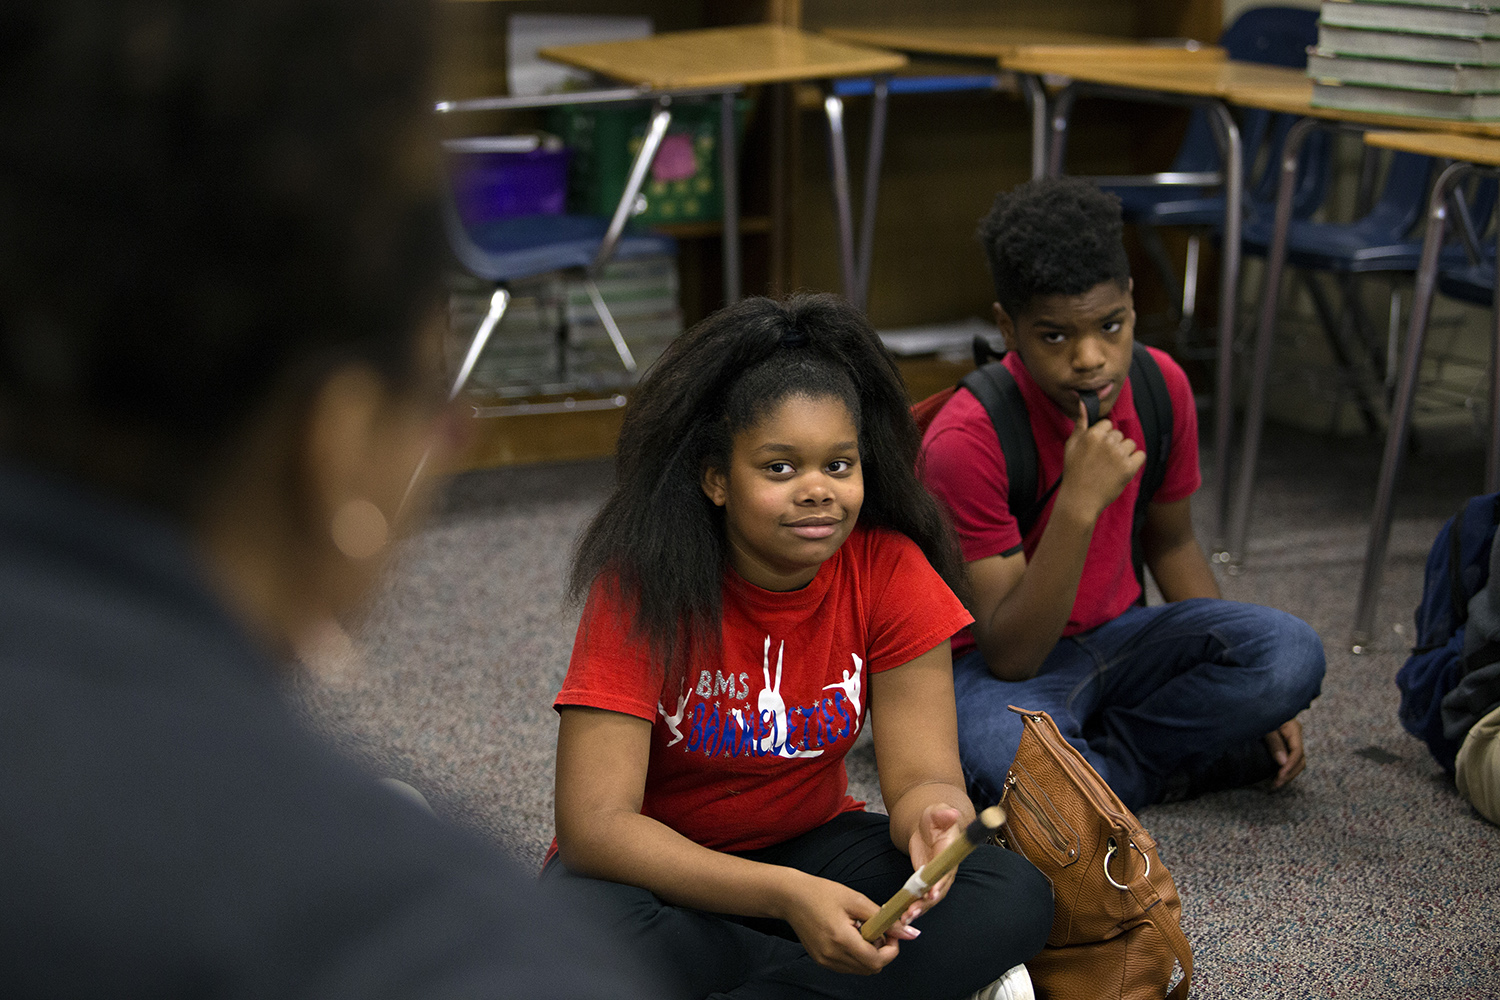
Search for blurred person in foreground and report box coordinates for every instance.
[0,2,659,996]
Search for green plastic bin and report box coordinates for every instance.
[547,99,749,225]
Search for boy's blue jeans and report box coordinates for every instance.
[953,598,1326,811]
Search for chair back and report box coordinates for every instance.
[1436,175,1499,303]
[1249,112,1333,217]
[1363,152,1437,241]
[1169,7,1322,182]
[1461,175,1499,246]
[1218,6,1321,68]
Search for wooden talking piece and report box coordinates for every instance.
[859,805,1006,943]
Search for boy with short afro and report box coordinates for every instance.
[919,176,1326,811]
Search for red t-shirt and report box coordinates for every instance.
[555,524,973,853]
[919,346,1200,651]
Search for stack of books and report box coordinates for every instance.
[1312,0,1500,119]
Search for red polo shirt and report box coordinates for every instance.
[919,346,1200,652]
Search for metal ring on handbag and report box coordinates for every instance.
[1104,837,1150,890]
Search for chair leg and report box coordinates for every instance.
[1386,286,1402,402]
[1338,272,1387,384]
[822,92,859,304]
[398,287,510,515]
[854,78,890,311]
[1227,116,1319,563]
[1302,272,1382,433]
[593,106,672,275]
[583,101,667,375]
[450,287,509,401]
[582,276,637,374]
[1136,225,1186,327]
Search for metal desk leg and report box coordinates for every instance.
[1047,85,1078,178]
[1206,100,1243,556]
[823,92,860,304]
[1226,116,1318,566]
[855,78,890,310]
[1021,74,1048,180]
[720,90,741,304]
[1352,161,1469,650]
[822,80,890,312]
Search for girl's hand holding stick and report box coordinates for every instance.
[860,805,1007,943]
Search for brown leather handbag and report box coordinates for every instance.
[996,706,1193,1000]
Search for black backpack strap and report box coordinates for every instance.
[961,344,1173,577]
[960,362,1046,541]
[1128,343,1175,596]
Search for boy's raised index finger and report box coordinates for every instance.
[1072,397,1090,433]
[1079,388,1101,427]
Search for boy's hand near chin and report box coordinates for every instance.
[1059,399,1146,522]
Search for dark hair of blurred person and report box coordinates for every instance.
[0,2,659,996]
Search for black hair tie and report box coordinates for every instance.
[781,329,809,347]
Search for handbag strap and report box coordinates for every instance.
[1121,915,1192,1000]
[1125,866,1194,999]
[1159,913,1194,1000]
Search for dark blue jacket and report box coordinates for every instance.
[0,462,655,999]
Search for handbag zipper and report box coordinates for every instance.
[1004,772,1076,859]
[1023,712,1135,828]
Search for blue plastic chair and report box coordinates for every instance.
[439,116,679,387]
[1114,7,1326,226]
[1225,156,1500,573]
[446,213,672,286]
[1438,248,1498,308]
[1108,7,1329,349]
[1239,156,1500,431]
[442,198,676,384]
[1345,159,1500,647]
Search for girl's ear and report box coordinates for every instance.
[701,464,729,506]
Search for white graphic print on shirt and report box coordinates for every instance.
[757,636,822,758]
[822,655,863,718]
[655,634,862,759]
[658,691,690,747]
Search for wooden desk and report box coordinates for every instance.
[542,25,906,308]
[1364,130,1500,163]
[1004,53,1294,100]
[540,24,906,90]
[818,27,1161,198]
[1221,87,1500,587]
[820,25,1145,62]
[1000,51,1264,551]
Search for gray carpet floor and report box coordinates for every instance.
[295,424,1500,998]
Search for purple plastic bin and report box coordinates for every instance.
[447,137,570,228]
